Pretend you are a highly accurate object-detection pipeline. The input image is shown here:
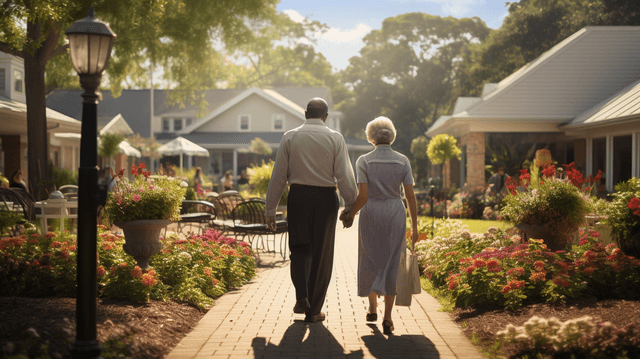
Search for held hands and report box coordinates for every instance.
[266,217,276,232]
[339,210,354,228]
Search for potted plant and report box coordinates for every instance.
[500,164,593,251]
[103,163,186,269]
[604,178,640,258]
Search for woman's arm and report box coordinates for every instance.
[347,183,368,217]
[404,184,419,248]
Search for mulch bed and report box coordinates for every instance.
[0,297,204,358]
[453,298,640,356]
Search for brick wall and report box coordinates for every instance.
[461,132,486,188]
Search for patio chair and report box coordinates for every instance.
[178,200,217,235]
[207,195,237,234]
[235,198,288,257]
[58,185,79,201]
[1,188,35,221]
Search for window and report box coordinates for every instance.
[272,114,284,131]
[162,118,170,132]
[13,70,22,93]
[238,115,251,131]
[185,118,193,127]
[173,118,183,131]
[0,68,5,92]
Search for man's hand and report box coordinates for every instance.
[267,217,277,232]
[339,210,354,228]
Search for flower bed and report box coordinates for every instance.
[415,219,640,310]
[0,227,255,310]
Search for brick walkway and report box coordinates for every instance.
[167,220,483,359]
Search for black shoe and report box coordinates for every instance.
[293,298,311,314]
[383,320,394,335]
[366,313,377,322]
[304,312,326,323]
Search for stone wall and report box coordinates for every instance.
[461,132,486,188]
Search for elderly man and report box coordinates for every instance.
[266,98,357,323]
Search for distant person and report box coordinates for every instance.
[237,169,250,185]
[99,167,115,192]
[9,170,28,192]
[193,167,204,190]
[487,167,509,196]
[222,170,234,191]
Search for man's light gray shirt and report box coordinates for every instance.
[265,118,358,217]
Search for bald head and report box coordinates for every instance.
[306,97,329,121]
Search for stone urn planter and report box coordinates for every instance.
[516,223,571,252]
[116,219,171,269]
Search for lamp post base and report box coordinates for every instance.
[71,339,102,359]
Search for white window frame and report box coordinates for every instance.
[271,113,285,131]
[238,114,251,132]
[162,118,171,132]
[13,69,22,93]
[173,118,183,132]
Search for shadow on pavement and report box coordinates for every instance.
[361,323,440,359]
[252,320,364,358]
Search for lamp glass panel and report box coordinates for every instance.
[68,34,89,74]
[88,34,113,74]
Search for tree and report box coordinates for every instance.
[0,0,278,198]
[601,0,640,25]
[98,133,125,169]
[338,13,490,154]
[410,136,430,186]
[427,134,461,217]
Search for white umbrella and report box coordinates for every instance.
[157,136,210,170]
[118,140,141,157]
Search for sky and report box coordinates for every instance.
[277,0,510,71]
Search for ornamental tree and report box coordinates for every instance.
[427,134,461,217]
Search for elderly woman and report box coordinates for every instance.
[340,117,419,335]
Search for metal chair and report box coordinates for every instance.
[0,188,35,221]
[178,200,217,235]
[59,185,79,201]
[235,198,288,257]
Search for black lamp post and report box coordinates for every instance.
[66,7,116,359]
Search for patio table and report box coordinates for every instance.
[34,200,78,234]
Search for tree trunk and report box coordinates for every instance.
[24,53,50,200]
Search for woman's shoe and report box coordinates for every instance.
[382,320,394,335]
[366,312,377,322]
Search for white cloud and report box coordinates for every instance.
[319,23,372,45]
[283,9,304,23]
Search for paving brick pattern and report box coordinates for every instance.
[167,221,483,359]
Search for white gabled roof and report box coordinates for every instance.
[180,87,306,134]
[428,26,640,136]
[99,114,134,135]
[565,77,640,128]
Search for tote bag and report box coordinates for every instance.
[395,248,421,307]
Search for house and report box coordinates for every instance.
[0,51,82,182]
[47,87,372,180]
[427,27,640,192]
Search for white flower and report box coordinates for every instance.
[178,252,192,261]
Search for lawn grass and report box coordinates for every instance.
[416,216,511,234]
[420,276,455,313]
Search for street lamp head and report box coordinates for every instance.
[66,6,116,77]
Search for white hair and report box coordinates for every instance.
[365,116,397,145]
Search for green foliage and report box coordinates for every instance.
[605,178,640,258]
[103,165,186,223]
[247,160,287,205]
[416,223,640,310]
[427,134,461,165]
[250,137,273,156]
[98,133,125,160]
[0,227,256,311]
[51,166,78,187]
[0,210,25,236]
[127,134,162,160]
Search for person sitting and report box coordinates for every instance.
[9,170,28,192]
[193,167,205,191]
[222,170,234,191]
[237,169,250,185]
[487,167,509,197]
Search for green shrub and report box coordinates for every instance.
[52,166,78,187]
[247,160,287,205]
[605,178,640,258]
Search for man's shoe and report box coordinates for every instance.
[293,298,311,314]
[304,312,326,323]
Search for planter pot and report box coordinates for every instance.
[116,219,171,269]
[516,223,571,252]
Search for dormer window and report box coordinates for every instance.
[272,114,285,131]
[238,114,251,131]
[162,118,170,132]
[13,70,22,93]
[173,118,183,131]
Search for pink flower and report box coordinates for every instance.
[148,185,154,190]
[118,197,123,205]
[133,194,141,202]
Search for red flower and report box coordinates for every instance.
[582,267,595,276]
[561,162,575,171]
[465,265,477,274]
[541,165,556,178]
[595,169,602,181]
[118,169,125,178]
[97,265,106,276]
[628,197,640,210]
[131,266,143,278]
[131,164,138,176]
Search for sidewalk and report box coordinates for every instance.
[167,221,484,359]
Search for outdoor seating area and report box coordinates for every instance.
[177,190,288,257]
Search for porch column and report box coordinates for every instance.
[232,149,238,181]
[187,155,192,169]
[585,138,593,176]
[633,132,639,178]
[606,135,614,192]
[464,132,485,188]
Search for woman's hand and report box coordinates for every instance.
[410,227,419,251]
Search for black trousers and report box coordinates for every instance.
[287,185,339,315]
